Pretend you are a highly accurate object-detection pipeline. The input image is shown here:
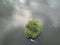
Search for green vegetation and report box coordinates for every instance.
[25,20,42,39]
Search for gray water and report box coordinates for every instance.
[0,0,60,45]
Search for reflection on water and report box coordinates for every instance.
[0,0,60,45]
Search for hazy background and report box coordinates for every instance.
[0,0,60,45]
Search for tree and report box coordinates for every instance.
[25,20,42,39]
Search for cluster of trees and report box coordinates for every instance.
[25,20,42,39]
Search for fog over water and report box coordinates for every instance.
[0,0,60,45]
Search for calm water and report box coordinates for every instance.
[2,14,60,45]
[0,0,60,45]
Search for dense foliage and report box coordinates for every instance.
[25,20,42,39]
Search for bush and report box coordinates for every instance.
[25,20,42,39]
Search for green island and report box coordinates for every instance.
[25,20,42,39]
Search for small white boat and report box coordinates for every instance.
[30,39,36,43]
